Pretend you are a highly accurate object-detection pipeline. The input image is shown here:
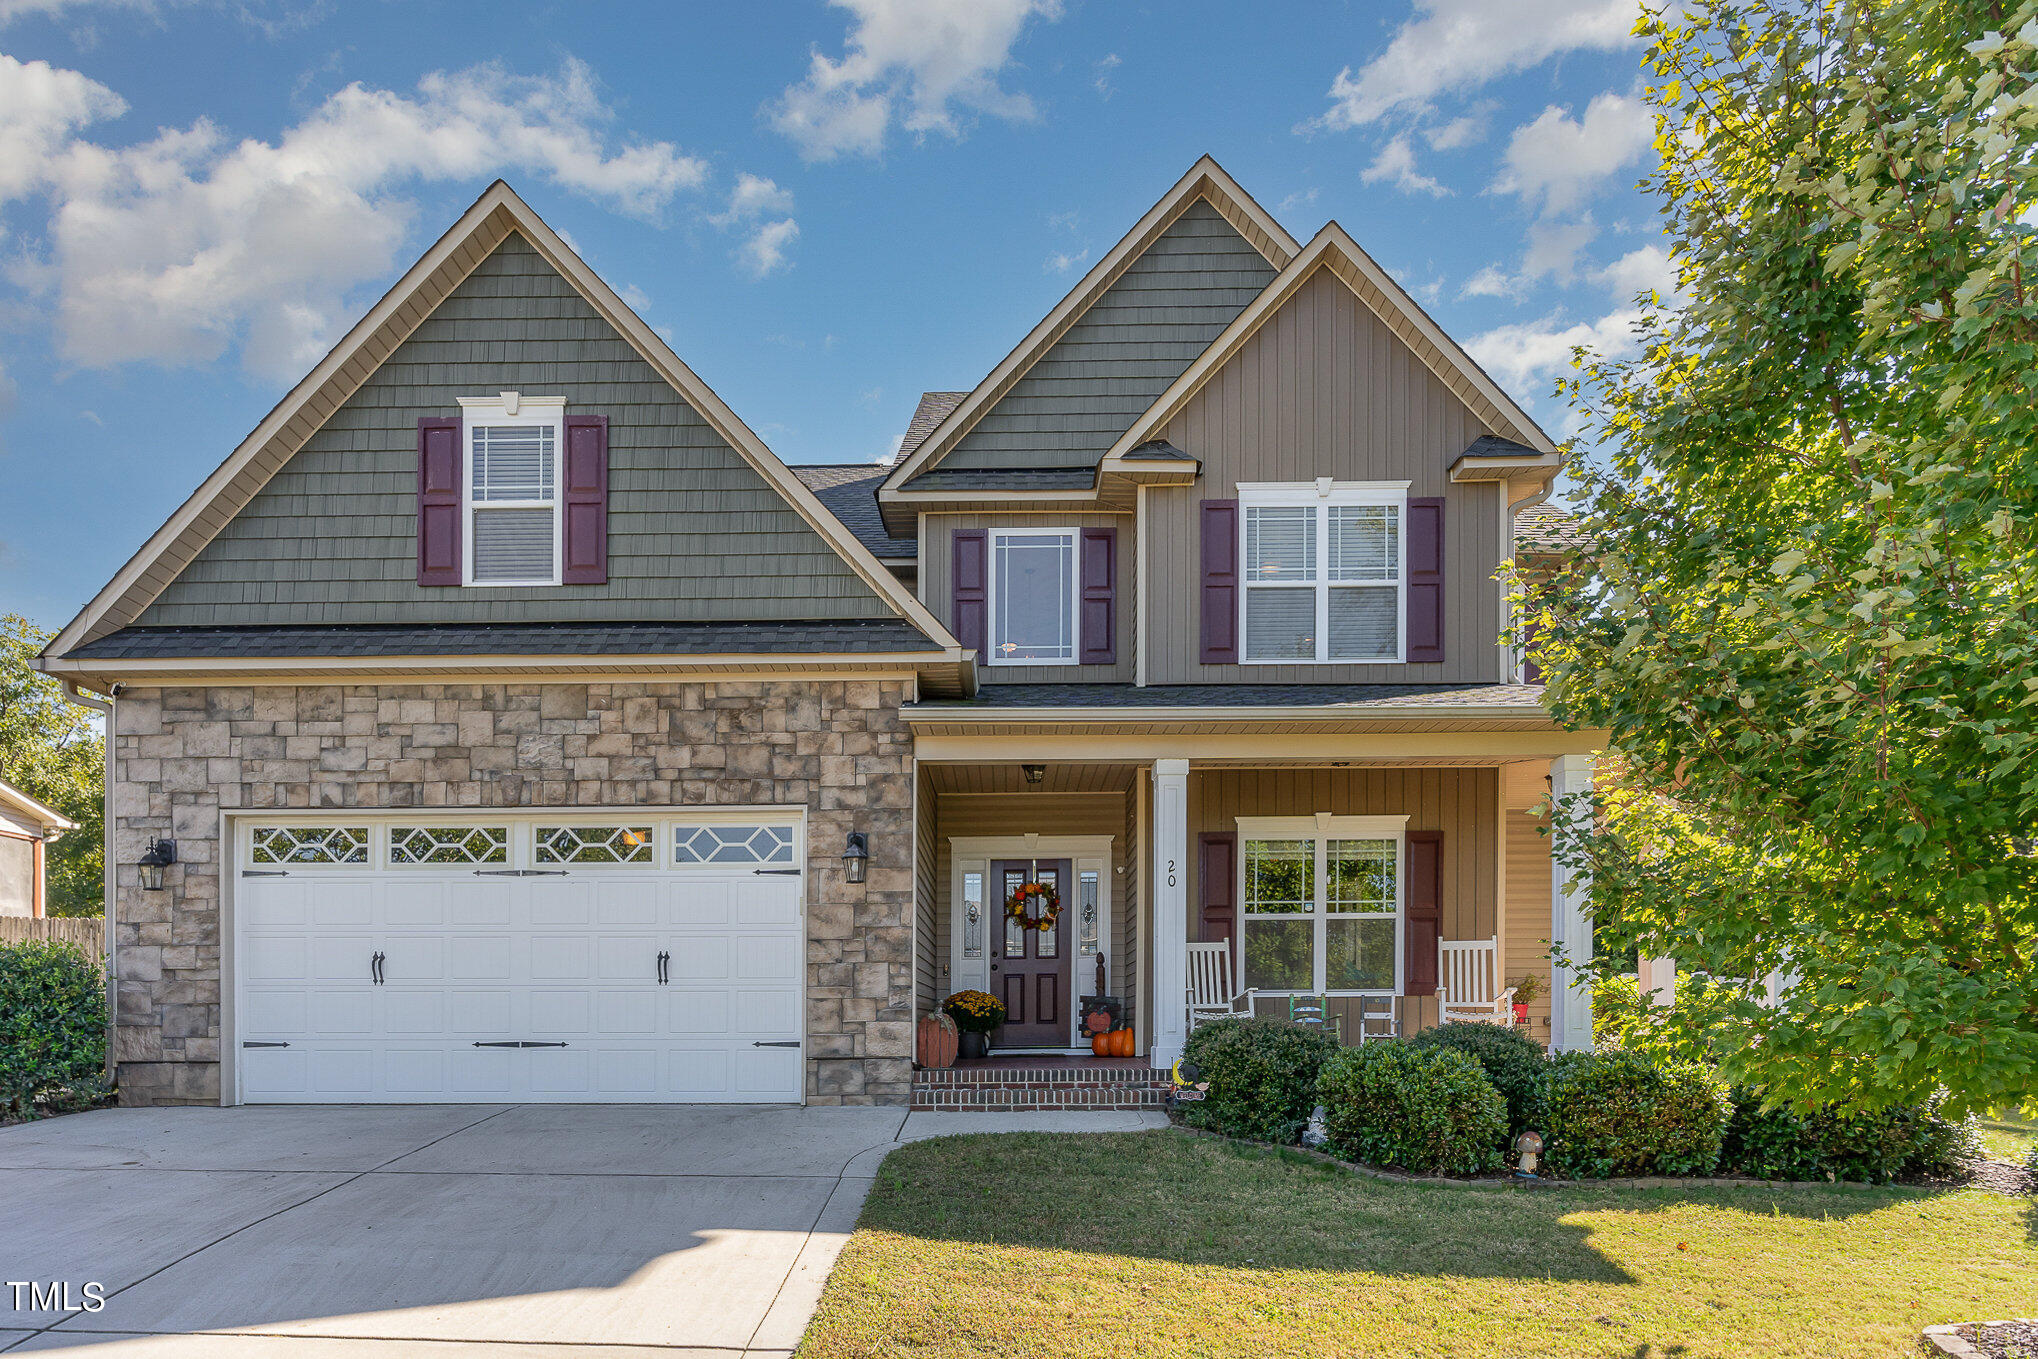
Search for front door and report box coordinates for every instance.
[991,859,1071,1047]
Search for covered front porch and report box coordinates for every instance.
[908,723,1603,1072]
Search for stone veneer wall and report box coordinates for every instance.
[109,679,915,1106]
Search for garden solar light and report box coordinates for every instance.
[1513,1130,1544,1180]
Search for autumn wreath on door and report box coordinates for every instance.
[1005,878,1062,932]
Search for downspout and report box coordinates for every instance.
[60,681,114,1087]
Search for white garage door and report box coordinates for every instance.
[232,815,805,1104]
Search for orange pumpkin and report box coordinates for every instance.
[1091,1031,1108,1057]
[916,1013,958,1069]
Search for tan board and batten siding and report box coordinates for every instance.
[1146,266,1509,685]
[1504,807,1557,1041]
[931,200,1279,472]
[1192,766,1501,1037]
[918,512,1135,683]
[135,234,895,628]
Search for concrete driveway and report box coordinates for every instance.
[0,1104,1165,1357]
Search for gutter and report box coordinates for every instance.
[899,702,1554,725]
[59,681,115,1089]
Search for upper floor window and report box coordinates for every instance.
[990,528,1077,664]
[1240,481,1406,663]
[459,394,565,586]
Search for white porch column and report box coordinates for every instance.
[1150,758,1190,1069]
[1549,754,1596,1052]
[1639,954,1678,1006]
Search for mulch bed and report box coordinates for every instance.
[1961,1157,2034,1197]
[1957,1320,2038,1359]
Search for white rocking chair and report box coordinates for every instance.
[1186,941,1258,1032]
[1438,937,1516,1026]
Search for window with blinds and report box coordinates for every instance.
[1241,485,1405,663]
[468,421,560,584]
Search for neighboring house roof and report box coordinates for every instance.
[64,620,941,660]
[40,180,959,677]
[881,155,1299,495]
[0,778,77,836]
[910,683,1545,711]
[898,392,967,461]
[1515,505,1589,555]
[1103,222,1558,463]
[788,465,918,560]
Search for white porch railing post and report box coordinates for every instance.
[1151,758,1190,1069]
[1549,754,1596,1052]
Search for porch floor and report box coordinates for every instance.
[912,1055,1171,1112]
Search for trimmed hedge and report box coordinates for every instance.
[1179,1016,1340,1145]
[0,939,108,1117]
[1316,1041,1509,1175]
[1724,1091,1980,1183]
[1408,1022,1548,1136]
[1542,1050,1728,1178]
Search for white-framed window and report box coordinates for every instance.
[988,528,1079,665]
[1239,480,1407,663]
[1236,815,1405,994]
[459,393,565,586]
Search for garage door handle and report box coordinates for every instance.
[472,1040,570,1048]
[753,868,801,876]
[371,951,385,985]
[242,1041,289,1049]
[472,869,570,877]
[241,869,290,878]
[657,950,670,984]
[752,1041,801,1048]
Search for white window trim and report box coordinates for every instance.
[1237,479,1409,666]
[946,834,1114,1047]
[1235,813,1408,997]
[458,393,567,588]
[985,526,1082,668]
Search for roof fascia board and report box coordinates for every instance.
[50,182,960,658]
[1103,224,1559,463]
[899,703,1552,724]
[879,156,1298,497]
[0,779,78,832]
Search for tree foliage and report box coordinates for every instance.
[0,616,102,916]
[1526,0,2038,1118]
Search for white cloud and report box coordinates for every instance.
[1423,106,1491,150]
[769,0,1064,160]
[1312,0,1640,131]
[1,55,710,379]
[1093,52,1120,98]
[1460,263,1519,300]
[723,171,795,220]
[1045,247,1088,274]
[1360,135,1449,197]
[1492,92,1654,214]
[0,53,125,205]
[0,0,157,22]
[1279,186,1319,213]
[738,217,800,277]
[1466,306,1641,392]
[1519,215,1600,283]
[1599,242,1677,301]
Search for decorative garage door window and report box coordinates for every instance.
[250,826,370,866]
[536,825,655,865]
[389,825,510,865]
[674,823,795,865]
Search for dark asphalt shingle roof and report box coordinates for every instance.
[1461,434,1544,459]
[900,391,968,460]
[1514,505,1589,554]
[789,464,917,559]
[1125,439,1196,462]
[899,467,1098,492]
[66,620,942,661]
[909,683,1545,711]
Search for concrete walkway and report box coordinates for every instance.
[0,1104,1166,1357]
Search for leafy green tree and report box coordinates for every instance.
[0,615,102,916]
[1526,0,2038,1118]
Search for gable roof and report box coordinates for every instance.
[44,181,958,669]
[898,392,967,462]
[790,465,917,560]
[0,777,76,836]
[879,156,1299,498]
[1103,222,1558,462]
[1514,504,1588,555]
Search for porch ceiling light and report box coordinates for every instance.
[1022,764,1046,786]
[842,831,869,884]
[138,837,177,892]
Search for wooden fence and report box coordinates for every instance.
[0,916,105,955]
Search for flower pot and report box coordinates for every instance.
[957,1029,990,1061]
[1511,1002,1530,1023]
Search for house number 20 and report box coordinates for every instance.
[1166,859,1177,888]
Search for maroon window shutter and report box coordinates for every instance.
[1199,499,1239,664]
[561,415,609,585]
[1079,527,1116,665]
[1197,832,1237,950]
[416,416,462,587]
[1405,830,1443,996]
[951,530,987,653]
[1407,495,1446,663]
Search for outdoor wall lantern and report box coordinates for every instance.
[841,832,869,884]
[1512,1130,1545,1180]
[137,837,177,892]
[1022,764,1046,785]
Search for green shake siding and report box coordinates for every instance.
[136,233,895,627]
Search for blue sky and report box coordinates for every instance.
[0,0,1669,631]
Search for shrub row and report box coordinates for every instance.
[0,939,109,1118]
[1181,1016,1974,1183]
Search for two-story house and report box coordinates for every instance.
[39,158,1602,1109]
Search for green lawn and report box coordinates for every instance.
[801,1131,2036,1359]
[1978,1109,2037,1163]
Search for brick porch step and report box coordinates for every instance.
[912,1059,1173,1111]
